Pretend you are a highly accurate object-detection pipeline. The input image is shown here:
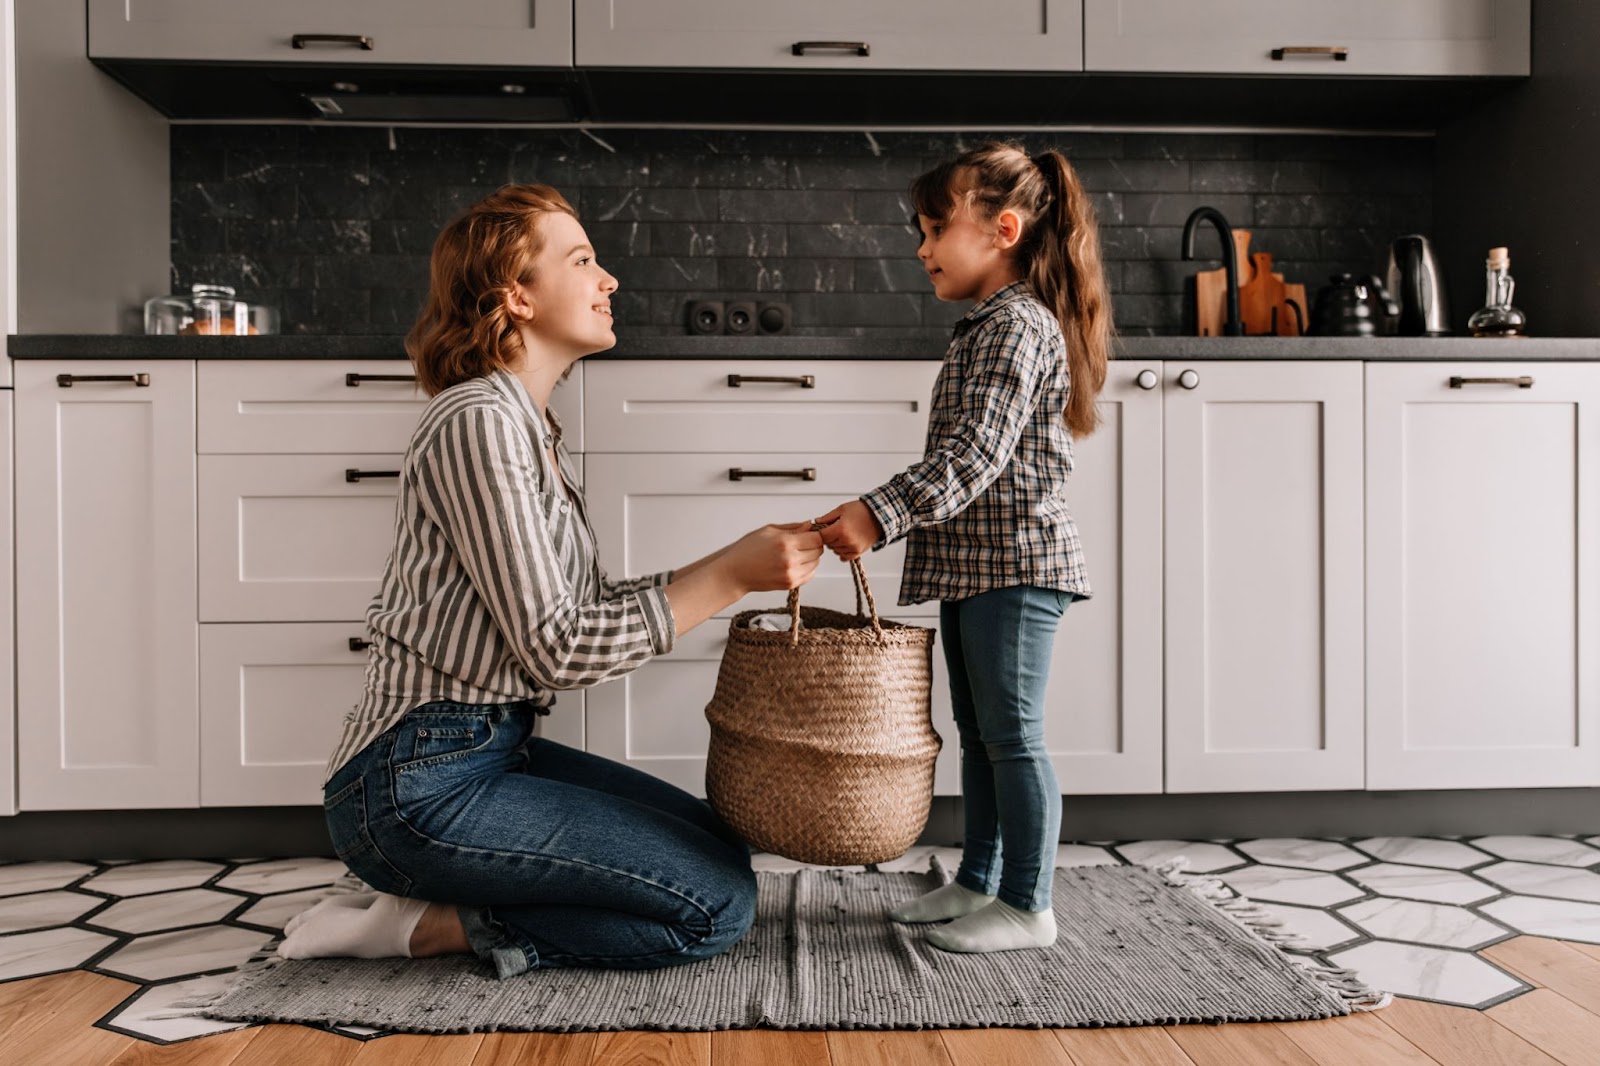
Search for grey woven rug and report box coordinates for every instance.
[177,860,1387,1033]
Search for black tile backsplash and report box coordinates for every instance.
[170,126,1433,337]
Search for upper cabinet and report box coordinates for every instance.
[1084,0,1530,76]
[88,0,573,67]
[575,1,1083,71]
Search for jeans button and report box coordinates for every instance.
[417,728,428,737]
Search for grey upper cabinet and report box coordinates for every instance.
[575,0,1083,71]
[88,0,573,67]
[1084,0,1530,77]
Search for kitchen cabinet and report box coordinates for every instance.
[1366,363,1600,790]
[15,361,199,809]
[0,395,12,816]
[88,0,573,68]
[575,0,1083,71]
[1163,361,1366,792]
[1084,0,1530,77]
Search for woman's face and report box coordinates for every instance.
[514,211,619,357]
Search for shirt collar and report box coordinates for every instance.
[487,366,561,446]
[953,280,1031,336]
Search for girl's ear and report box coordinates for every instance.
[992,208,1024,251]
[505,280,537,324]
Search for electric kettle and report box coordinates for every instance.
[1386,235,1450,336]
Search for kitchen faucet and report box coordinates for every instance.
[1181,206,1243,336]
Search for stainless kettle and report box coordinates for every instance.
[1386,235,1450,336]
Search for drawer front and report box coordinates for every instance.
[197,360,583,454]
[584,360,938,454]
[199,454,404,622]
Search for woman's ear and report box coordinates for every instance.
[505,281,537,324]
[992,209,1024,251]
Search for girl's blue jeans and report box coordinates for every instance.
[322,701,757,979]
[941,585,1074,913]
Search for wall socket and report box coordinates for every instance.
[687,299,791,335]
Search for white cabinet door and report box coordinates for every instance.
[0,395,12,815]
[1366,364,1600,790]
[1085,0,1529,76]
[576,1,1082,71]
[16,362,199,809]
[89,0,572,67]
[1164,361,1364,793]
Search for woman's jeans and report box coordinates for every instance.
[322,701,757,979]
[941,585,1074,913]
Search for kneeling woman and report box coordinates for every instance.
[279,184,823,978]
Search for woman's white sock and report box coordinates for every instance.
[276,891,430,960]
[925,898,1056,953]
[888,881,995,923]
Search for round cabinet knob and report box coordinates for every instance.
[1178,369,1200,390]
[1135,369,1158,390]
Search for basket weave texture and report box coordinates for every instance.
[704,561,941,865]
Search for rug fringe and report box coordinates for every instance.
[1150,857,1393,1013]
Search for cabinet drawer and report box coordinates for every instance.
[199,454,403,622]
[584,360,937,453]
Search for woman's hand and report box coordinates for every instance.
[723,523,825,594]
[814,501,884,562]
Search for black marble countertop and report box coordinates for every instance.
[9,333,1600,361]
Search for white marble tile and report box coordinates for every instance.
[0,861,98,897]
[872,846,963,875]
[1219,865,1365,907]
[1327,941,1524,1008]
[1115,840,1244,873]
[1338,897,1507,949]
[92,889,244,935]
[0,925,118,981]
[1469,836,1600,868]
[1480,896,1600,945]
[748,853,865,873]
[96,925,271,983]
[236,887,337,932]
[1354,837,1493,870]
[0,890,102,934]
[1252,902,1363,952]
[101,974,252,1042]
[1055,844,1121,867]
[335,1025,387,1038]
[1346,863,1499,905]
[82,861,224,898]
[215,858,349,896]
[1475,862,1600,903]
[1236,838,1368,871]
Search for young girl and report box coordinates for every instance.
[278,184,824,977]
[816,141,1111,954]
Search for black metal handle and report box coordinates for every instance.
[1270,46,1348,61]
[729,468,817,482]
[792,40,870,57]
[292,34,374,50]
[346,469,400,482]
[348,637,371,652]
[1449,376,1534,389]
[57,373,150,387]
[346,372,416,386]
[726,374,815,389]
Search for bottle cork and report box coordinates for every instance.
[1488,246,1510,269]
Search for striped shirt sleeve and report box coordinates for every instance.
[413,404,675,691]
[861,310,1051,544]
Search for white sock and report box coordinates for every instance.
[925,898,1056,953]
[888,881,995,924]
[276,891,430,960]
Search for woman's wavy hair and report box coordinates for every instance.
[911,141,1113,437]
[407,183,578,397]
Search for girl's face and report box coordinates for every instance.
[915,199,1024,304]
[512,211,619,358]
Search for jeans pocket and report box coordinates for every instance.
[323,776,412,896]
[392,712,497,773]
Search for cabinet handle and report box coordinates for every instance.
[345,468,400,482]
[729,467,817,482]
[1178,369,1200,390]
[292,33,374,51]
[1449,376,1534,389]
[348,637,371,652]
[346,372,416,386]
[1135,369,1159,390]
[726,373,815,389]
[791,41,871,57]
[1270,46,1348,61]
[56,373,150,388]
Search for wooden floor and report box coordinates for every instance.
[4,935,1599,1065]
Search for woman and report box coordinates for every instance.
[278,184,824,979]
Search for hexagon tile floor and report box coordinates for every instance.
[3,835,1600,1046]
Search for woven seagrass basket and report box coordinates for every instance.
[704,560,940,865]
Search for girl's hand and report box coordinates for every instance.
[724,523,825,594]
[813,500,884,562]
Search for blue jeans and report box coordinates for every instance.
[322,700,757,979]
[941,586,1073,913]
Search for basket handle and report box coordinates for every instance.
[785,558,886,647]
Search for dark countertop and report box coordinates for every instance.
[9,333,1600,361]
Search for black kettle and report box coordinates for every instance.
[1308,273,1400,337]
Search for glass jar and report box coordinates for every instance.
[144,283,280,335]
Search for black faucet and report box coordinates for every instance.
[1181,206,1243,336]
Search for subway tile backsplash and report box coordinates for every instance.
[170,126,1433,337]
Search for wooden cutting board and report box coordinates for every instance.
[1194,230,1307,336]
